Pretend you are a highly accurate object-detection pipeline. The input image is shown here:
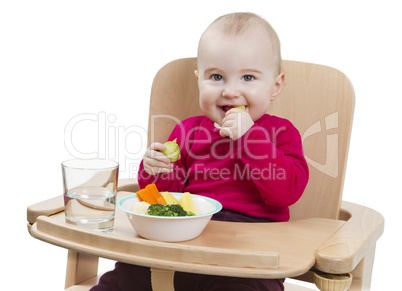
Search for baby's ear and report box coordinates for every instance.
[194,70,199,81]
[270,73,285,101]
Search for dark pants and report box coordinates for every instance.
[90,210,285,291]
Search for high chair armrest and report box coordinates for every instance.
[27,196,64,225]
[27,178,139,226]
[315,201,384,274]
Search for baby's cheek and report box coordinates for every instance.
[199,95,215,112]
[248,107,266,122]
[199,99,209,115]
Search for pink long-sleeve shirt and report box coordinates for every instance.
[138,114,309,222]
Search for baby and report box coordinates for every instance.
[92,12,309,291]
[140,12,308,223]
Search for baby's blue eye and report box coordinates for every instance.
[211,74,223,81]
[242,75,254,81]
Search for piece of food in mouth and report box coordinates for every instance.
[159,138,180,162]
[234,105,246,111]
[222,105,246,113]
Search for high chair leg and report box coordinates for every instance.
[65,250,99,289]
[151,268,175,291]
[349,244,376,291]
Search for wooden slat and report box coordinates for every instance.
[65,251,99,289]
[151,269,175,291]
[65,274,100,291]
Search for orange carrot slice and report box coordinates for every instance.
[136,190,145,202]
[141,188,157,204]
[146,184,166,205]
[156,197,166,205]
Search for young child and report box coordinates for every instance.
[92,12,309,291]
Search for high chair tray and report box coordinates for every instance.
[28,191,345,279]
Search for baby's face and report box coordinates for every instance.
[196,28,282,126]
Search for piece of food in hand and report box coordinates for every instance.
[234,105,245,111]
[131,201,150,214]
[180,192,198,215]
[159,138,180,162]
[161,191,180,205]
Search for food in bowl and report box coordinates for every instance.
[160,191,180,204]
[131,201,150,215]
[180,192,197,214]
[117,190,222,242]
[136,183,166,205]
[138,203,195,217]
[133,184,198,216]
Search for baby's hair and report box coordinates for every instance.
[198,12,282,75]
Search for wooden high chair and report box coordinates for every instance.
[27,58,384,290]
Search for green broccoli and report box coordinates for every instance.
[164,210,177,217]
[168,204,189,216]
[146,203,165,216]
[146,203,195,217]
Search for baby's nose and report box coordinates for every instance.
[222,83,240,98]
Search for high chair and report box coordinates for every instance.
[27,58,384,290]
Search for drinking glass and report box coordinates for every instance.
[62,159,119,232]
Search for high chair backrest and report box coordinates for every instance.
[147,58,354,220]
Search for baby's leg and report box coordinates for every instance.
[91,263,284,291]
[90,262,152,291]
[174,272,284,291]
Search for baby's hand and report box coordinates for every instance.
[143,142,173,175]
[219,108,254,140]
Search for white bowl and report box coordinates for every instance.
[117,192,222,242]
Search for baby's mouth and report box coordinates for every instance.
[221,105,246,112]
[222,105,234,112]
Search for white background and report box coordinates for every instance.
[1,1,400,290]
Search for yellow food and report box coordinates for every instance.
[234,105,245,111]
[180,192,198,215]
[160,192,180,205]
[160,139,180,162]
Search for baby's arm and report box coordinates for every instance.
[138,126,188,192]
[239,121,309,207]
